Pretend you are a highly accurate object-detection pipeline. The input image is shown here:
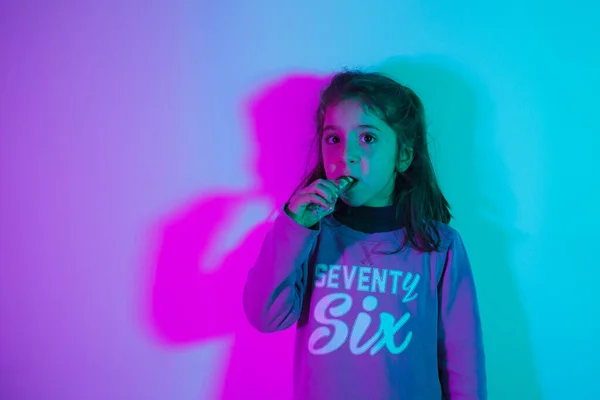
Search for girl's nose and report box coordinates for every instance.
[341,141,360,164]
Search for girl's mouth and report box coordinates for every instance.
[337,176,357,193]
[346,178,357,191]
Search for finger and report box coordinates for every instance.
[313,180,339,201]
[310,186,335,203]
[318,179,341,192]
[302,193,333,210]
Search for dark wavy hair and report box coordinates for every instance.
[289,70,453,252]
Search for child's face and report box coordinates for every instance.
[321,99,403,207]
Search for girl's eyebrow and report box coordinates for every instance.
[323,124,381,132]
[358,124,381,132]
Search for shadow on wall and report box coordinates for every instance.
[140,56,542,399]
[141,74,330,400]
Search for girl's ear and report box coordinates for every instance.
[396,146,414,173]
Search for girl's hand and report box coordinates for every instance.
[285,179,341,228]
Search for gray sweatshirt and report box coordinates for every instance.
[243,209,486,399]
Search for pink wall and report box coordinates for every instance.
[0,4,327,398]
[0,3,197,398]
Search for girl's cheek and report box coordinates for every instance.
[327,163,338,175]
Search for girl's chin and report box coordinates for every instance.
[339,197,362,207]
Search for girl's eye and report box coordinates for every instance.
[324,135,340,144]
[361,133,376,144]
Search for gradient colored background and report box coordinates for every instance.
[1,1,598,399]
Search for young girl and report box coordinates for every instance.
[243,70,487,399]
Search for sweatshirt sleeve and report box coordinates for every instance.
[437,231,487,399]
[242,208,319,333]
